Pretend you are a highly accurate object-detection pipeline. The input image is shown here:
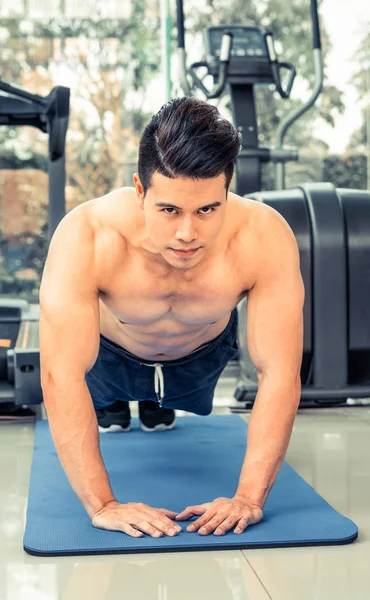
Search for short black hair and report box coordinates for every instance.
[137,97,242,197]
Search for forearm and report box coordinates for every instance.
[42,377,116,518]
[235,375,300,507]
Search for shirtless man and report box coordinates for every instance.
[39,97,304,541]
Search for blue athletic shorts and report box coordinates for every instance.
[85,308,239,416]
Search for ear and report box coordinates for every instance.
[133,173,145,208]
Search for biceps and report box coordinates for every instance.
[245,275,304,380]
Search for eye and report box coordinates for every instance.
[160,207,216,215]
[199,207,215,214]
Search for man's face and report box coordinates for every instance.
[133,171,229,271]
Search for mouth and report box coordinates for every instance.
[171,248,200,257]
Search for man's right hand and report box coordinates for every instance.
[91,500,183,538]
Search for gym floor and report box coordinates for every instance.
[1,376,369,600]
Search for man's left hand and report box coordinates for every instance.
[175,496,263,536]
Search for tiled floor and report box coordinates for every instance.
[1,385,369,600]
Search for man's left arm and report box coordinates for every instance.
[176,208,305,535]
[234,209,304,507]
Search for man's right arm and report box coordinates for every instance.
[39,210,116,518]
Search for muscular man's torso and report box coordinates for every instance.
[81,187,261,362]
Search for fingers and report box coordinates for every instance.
[193,512,238,535]
[92,513,145,537]
[120,524,144,538]
[130,517,181,539]
[187,509,226,533]
[234,516,251,534]
[186,505,261,536]
[215,515,242,535]
[156,508,179,519]
[92,503,182,539]
[175,512,190,521]
[176,504,208,521]
[140,508,182,537]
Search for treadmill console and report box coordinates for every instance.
[205,26,268,60]
[204,26,272,81]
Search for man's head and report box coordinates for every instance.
[133,97,242,270]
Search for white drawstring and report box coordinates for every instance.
[140,362,165,406]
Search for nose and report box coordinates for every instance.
[175,216,197,243]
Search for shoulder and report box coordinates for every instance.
[232,192,298,247]
[59,187,133,279]
[67,187,136,253]
[230,192,294,235]
[72,187,134,235]
[229,193,300,286]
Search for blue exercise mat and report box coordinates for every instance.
[24,415,358,556]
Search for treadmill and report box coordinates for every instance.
[0,79,70,415]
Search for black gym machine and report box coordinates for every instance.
[176,0,370,409]
[0,80,70,412]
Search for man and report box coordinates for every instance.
[39,97,304,541]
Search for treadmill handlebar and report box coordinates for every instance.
[188,32,233,99]
[271,61,296,99]
[219,30,232,62]
[264,33,296,99]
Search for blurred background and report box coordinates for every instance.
[0,0,369,303]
